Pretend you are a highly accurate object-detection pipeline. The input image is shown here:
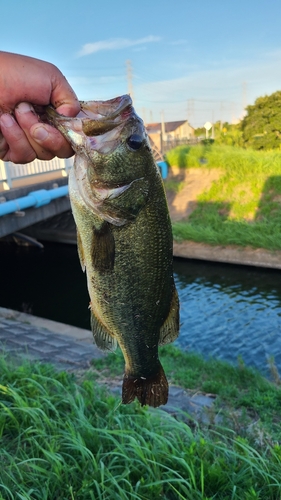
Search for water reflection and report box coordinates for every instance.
[174,258,281,374]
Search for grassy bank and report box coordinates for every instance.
[165,144,281,250]
[1,352,281,499]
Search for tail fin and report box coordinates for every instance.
[122,363,168,407]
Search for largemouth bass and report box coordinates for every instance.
[46,95,179,407]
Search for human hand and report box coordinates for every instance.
[0,52,80,163]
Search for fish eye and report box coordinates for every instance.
[126,134,143,151]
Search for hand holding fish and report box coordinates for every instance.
[0,52,80,163]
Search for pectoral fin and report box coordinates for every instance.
[92,222,115,272]
[159,286,180,345]
[91,311,117,352]
[77,229,85,272]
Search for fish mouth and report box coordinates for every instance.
[79,94,133,121]
[45,94,144,155]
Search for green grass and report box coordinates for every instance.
[1,353,281,499]
[165,144,281,250]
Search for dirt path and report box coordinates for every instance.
[166,167,222,222]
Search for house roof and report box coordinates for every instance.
[146,120,190,133]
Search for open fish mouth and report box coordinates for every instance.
[45,95,145,155]
[79,94,133,122]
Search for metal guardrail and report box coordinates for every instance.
[0,157,73,190]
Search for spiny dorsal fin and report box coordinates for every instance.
[159,286,180,345]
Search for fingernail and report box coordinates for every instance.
[16,102,33,114]
[0,113,15,128]
[32,125,49,141]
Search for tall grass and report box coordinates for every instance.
[166,144,281,249]
[1,355,281,499]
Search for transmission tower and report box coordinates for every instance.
[126,60,134,102]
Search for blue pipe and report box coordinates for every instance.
[157,161,168,179]
[0,185,69,217]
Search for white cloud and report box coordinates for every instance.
[77,36,161,57]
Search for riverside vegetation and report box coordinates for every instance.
[166,143,281,251]
[1,350,281,499]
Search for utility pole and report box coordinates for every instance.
[126,60,134,102]
[211,110,215,139]
[220,101,224,128]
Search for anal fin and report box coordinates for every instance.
[122,363,168,407]
[91,311,117,352]
[159,285,180,345]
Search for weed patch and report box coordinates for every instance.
[0,353,281,498]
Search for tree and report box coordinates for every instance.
[214,122,243,147]
[241,90,281,150]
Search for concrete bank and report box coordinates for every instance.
[0,307,215,420]
[173,240,281,270]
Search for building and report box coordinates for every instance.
[146,120,195,152]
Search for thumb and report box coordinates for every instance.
[50,76,80,117]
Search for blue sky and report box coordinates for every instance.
[2,0,281,127]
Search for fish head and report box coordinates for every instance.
[46,94,153,184]
[45,95,157,225]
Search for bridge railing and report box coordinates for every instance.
[0,157,73,190]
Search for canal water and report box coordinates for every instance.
[1,241,281,376]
